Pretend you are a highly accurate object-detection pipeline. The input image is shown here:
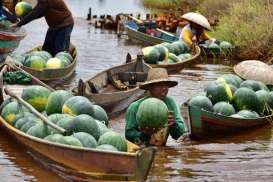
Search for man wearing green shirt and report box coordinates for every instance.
[125,68,187,146]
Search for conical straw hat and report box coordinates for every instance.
[234,60,273,85]
[181,12,211,31]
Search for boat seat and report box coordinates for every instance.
[117,72,147,85]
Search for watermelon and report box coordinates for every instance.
[96,120,111,136]
[55,52,73,63]
[240,80,268,91]
[220,41,232,49]
[256,90,270,115]
[47,113,71,124]
[62,96,94,116]
[20,119,41,133]
[92,105,109,126]
[72,132,97,148]
[46,90,73,115]
[232,87,259,112]
[57,136,83,147]
[267,92,273,110]
[30,51,52,61]
[213,102,235,116]
[71,114,100,140]
[207,42,220,54]
[166,59,175,64]
[1,101,28,124]
[24,55,46,70]
[228,84,238,95]
[154,45,169,61]
[217,74,240,88]
[0,98,14,112]
[206,81,233,104]
[188,95,213,111]
[96,144,118,151]
[136,98,168,130]
[168,53,180,63]
[56,117,75,135]
[15,116,38,130]
[178,53,192,60]
[98,131,127,152]
[142,47,160,64]
[46,58,65,69]
[27,123,50,138]
[15,1,32,18]
[44,134,64,143]
[172,41,188,54]
[21,85,52,112]
[230,114,245,119]
[11,112,35,126]
[161,42,176,54]
[237,110,259,119]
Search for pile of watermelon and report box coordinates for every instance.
[189,74,273,118]
[0,86,127,152]
[10,51,73,70]
[142,41,192,65]
[199,40,233,55]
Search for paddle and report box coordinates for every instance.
[4,87,66,134]
[4,56,54,91]
[125,14,176,38]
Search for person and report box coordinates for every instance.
[12,0,74,56]
[179,12,215,47]
[125,68,187,146]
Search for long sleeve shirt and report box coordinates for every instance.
[125,96,186,145]
[17,0,73,29]
[180,24,210,46]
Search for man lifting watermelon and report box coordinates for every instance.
[125,68,187,146]
[11,0,74,56]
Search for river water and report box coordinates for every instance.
[2,0,273,181]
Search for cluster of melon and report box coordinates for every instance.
[11,51,73,70]
[189,74,273,119]
[0,86,127,152]
[200,40,233,55]
[142,41,192,65]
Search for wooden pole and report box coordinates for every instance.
[4,87,66,134]
[0,65,8,104]
[5,57,54,92]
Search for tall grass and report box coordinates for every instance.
[209,0,273,60]
[141,0,200,10]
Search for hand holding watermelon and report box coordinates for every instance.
[167,111,175,127]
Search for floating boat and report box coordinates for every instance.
[18,44,77,81]
[144,45,201,74]
[187,105,272,138]
[72,55,151,116]
[0,66,156,181]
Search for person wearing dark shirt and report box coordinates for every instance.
[12,0,74,56]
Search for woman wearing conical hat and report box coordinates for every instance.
[125,68,187,146]
[180,12,215,47]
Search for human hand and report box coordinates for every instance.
[167,111,175,128]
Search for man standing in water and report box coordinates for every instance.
[12,0,74,56]
[125,68,187,146]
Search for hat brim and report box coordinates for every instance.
[181,13,211,31]
[139,80,178,90]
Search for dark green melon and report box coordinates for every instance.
[207,42,220,54]
[72,132,97,148]
[46,90,73,115]
[11,112,35,126]
[142,46,160,64]
[206,81,233,104]
[213,102,235,116]
[47,113,71,124]
[171,41,188,54]
[228,84,237,95]
[56,117,75,135]
[170,42,182,55]
[232,87,259,112]
[92,105,109,126]
[30,51,52,61]
[1,101,28,124]
[98,131,127,152]
[71,114,100,140]
[0,98,15,112]
[188,95,213,111]
[178,53,192,60]
[24,55,47,70]
[161,42,176,54]
[237,110,259,119]
[217,75,240,88]
[136,98,168,130]
[21,85,52,112]
[168,53,180,63]
[44,134,64,143]
[15,116,37,130]
[96,120,111,136]
[27,123,50,138]
[96,144,118,151]
[62,96,94,116]
[220,41,232,49]
[57,136,83,147]
[256,90,270,115]
[240,80,268,91]
[55,52,73,62]
[154,45,169,61]
[20,119,40,133]
[267,91,273,110]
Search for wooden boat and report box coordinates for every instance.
[19,44,77,81]
[125,22,177,46]
[72,54,151,116]
[147,45,201,74]
[187,105,272,138]
[0,66,156,181]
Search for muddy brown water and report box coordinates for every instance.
[1,1,273,181]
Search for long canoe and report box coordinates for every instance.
[187,105,272,138]
[19,44,77,81]
[0,66,156,181]
[72,54,151,116]
[146,45,201,74]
